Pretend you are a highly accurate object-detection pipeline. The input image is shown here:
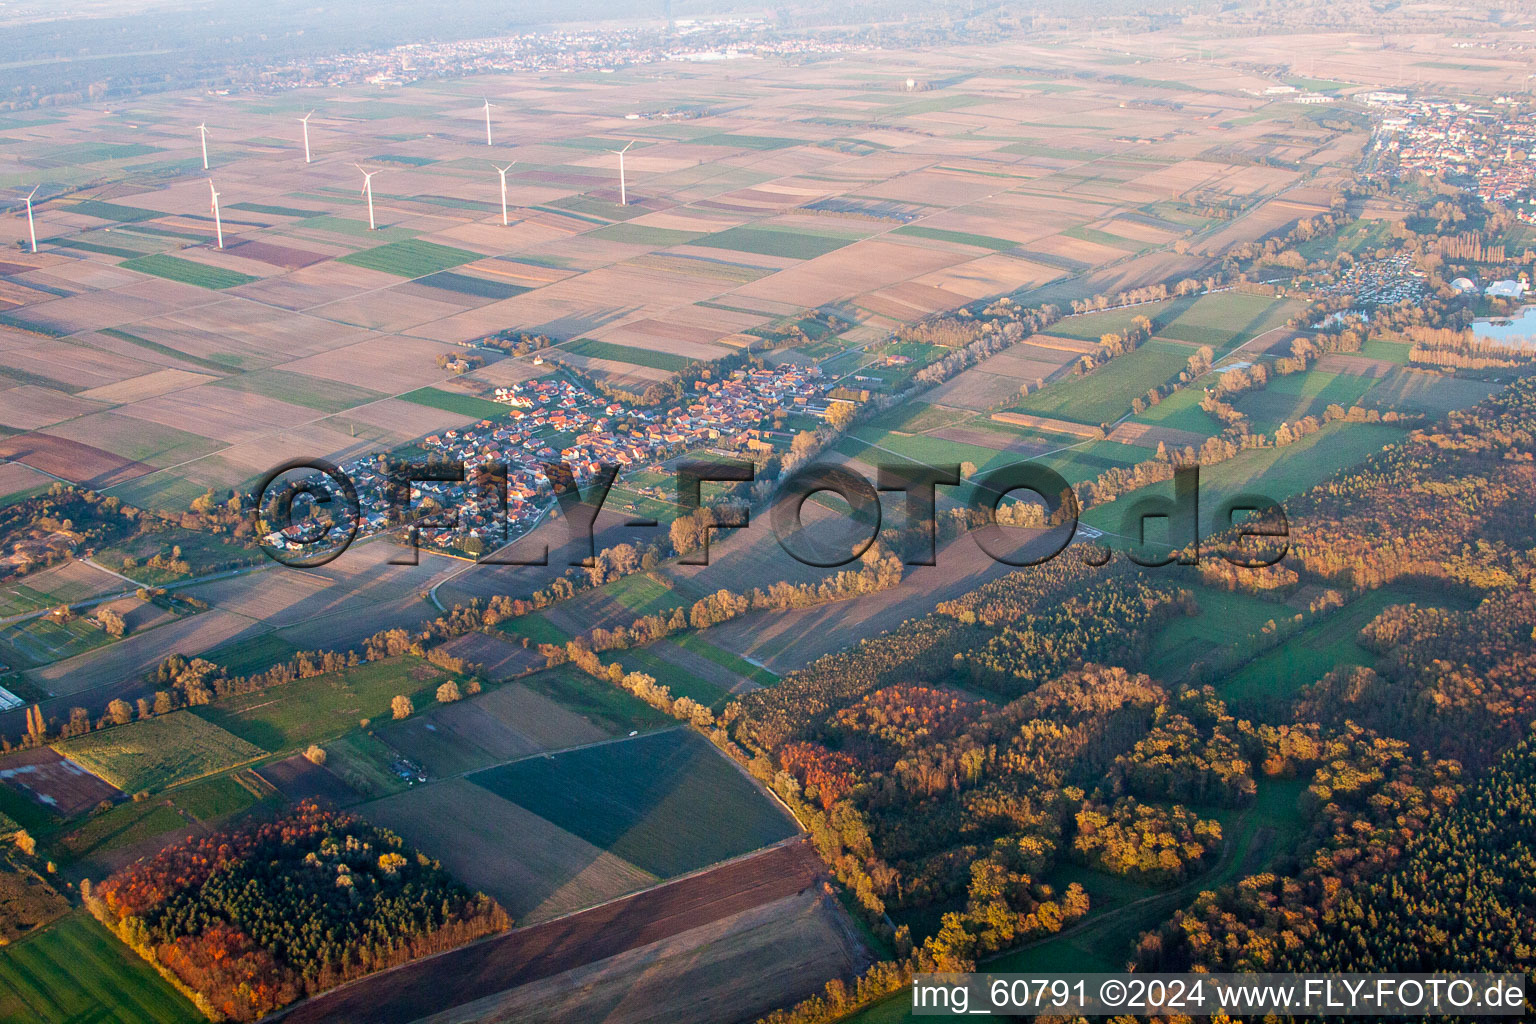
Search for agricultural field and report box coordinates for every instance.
[557,337,695,372]
[0,912,201,1024]
[53,711,264,793]
[0,747,122,818]
[468,728,798,878]
[118,254,258,290]
[374,680,610,777]
[337,239,482,276]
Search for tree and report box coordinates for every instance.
[390,695,413,720]
[14,831,35,856]
[106,699,133,726]
[826,401,856,431]
[303,744,326,765]
[98,607,127,638]
[435,681,462,704]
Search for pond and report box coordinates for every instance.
[1472,306,1536,346]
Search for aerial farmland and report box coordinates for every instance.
[2,8,1533,1024]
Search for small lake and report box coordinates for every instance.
[1473,306,1536,346]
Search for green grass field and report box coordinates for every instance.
[603,573,687,616]
[119,254,258,290]
[673,633,780,687]
[559,337,696,373]
[495,611,572,647]
[170,773,263,823]
[862,402,977,436]
[400,386,509,421]
[517,666,675,736]
[193,658,449,752]
[0,912,201,1024]
[613,647,731,709]
[1141,585,1291,683]
[1084,421,1406,533]
[204,632,304,677]
[54,712,264,793]
[68,199,165,222]
[1366,369,1497,417]
[470,729,796,877]
[1358,338,1412,365]
[337,238,481,277]
[1221,584,1466,702]
[54,799,188,863]
[1157,293,1301,351]
[687,225,855,260]
[1061,224,1144,251]
[1041,298,1188,341]
[322,730,408,800]
[1236,369,1376,433]
[1014,339,1194,425]
[1132,385,1222,435]
[694,132,802,150]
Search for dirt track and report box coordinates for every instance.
[275,838,825,1024]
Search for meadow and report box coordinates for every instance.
[0,913,201,1024]
[1130,385,1222,435]
[1013,339,1194,426]
[192,658,454,752]
[1236,368,1376,433]
[612,646,731,709]
[516,665,675,736]
[54,711,264,793]
[1157,292,1302,351]
[1220,583,1470,703]
[1084,421,1407,533]
[468,728,798,878]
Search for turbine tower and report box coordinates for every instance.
[196,123,209,170]
[208,179,224,249]
[24,185,39,254]
[355,164,379,230]
[493,161,516,227]
[300,110,315,164]
[482,98,494,147]
[616,141,634,207]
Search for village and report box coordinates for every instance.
[1373,93,1536,217]
[266,361,834,556]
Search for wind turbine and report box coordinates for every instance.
[208,179,224,249]
[300,110,315,164]
[481,98,494,146]
[23,186,39,254]
[196,123,209,170]
[615,141,634,206]
[493,161,516,226]
[355,164,379,230]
